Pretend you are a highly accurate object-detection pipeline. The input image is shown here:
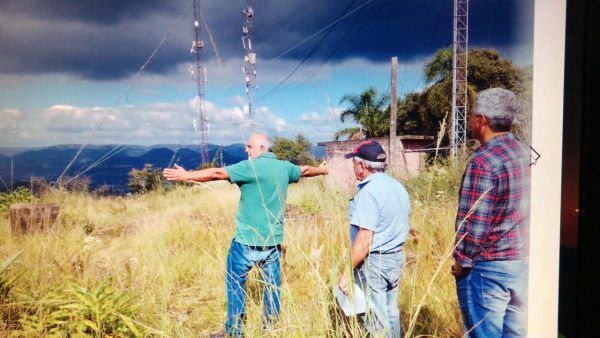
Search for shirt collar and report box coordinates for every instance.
[257,152,276,159]
[480,132,515,149]
[358,172,384,189]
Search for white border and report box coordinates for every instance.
[528,0,566,335]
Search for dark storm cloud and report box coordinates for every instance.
[0,0,533,80]
[0,0,176,24]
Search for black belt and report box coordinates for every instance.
[243,243,281,251]
[370,245,404,255]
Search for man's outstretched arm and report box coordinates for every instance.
[300,160,329,177]
[163,164,229,182]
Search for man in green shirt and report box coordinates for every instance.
[163,133,328,337]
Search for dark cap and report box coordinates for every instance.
[344,140,387,162]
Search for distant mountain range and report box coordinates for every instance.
[0,144,325,193]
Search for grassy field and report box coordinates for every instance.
[0,161,466,337]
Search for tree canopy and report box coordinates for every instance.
[334,47,530,141]
[399,47,527,136]
[272,135,317,165]
[335,87,390,140]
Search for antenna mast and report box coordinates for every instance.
[191,0,208,165]
[451,0,468,157]
[242,1,257,131]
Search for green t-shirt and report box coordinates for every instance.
[224,152,301,246]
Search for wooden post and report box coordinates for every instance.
[390,57,398,168]
[9,203,60,235]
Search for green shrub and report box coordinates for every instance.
[0,187,34,213]
[128,163,165,194]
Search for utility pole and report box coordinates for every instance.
[389,57,398,167]
[191,0,208,166]
[390,56,408,173]
[451,0,469,157]
[242,1,257,131]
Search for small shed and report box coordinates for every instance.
[317,135,434,189]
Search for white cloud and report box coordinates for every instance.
[299,107,342,125]
[0,97,297,147]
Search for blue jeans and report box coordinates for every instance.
[225,240,282,337]
[355,250,405,338]
[456,260,528,338]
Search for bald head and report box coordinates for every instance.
[246,133,272,159]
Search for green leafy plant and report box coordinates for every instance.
[14,282,143,337]
[0,187,34,213]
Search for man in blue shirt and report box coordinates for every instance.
[338,140,410,338]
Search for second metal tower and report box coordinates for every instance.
[191,0,208,166]
[451,0,469,156]
[242,1,257,131]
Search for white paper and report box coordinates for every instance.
[334,284,367,316]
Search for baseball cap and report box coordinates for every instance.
[344,140,387,162]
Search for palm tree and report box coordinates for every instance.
[335,87,390,141]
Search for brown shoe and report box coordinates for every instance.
[208,332,227,338]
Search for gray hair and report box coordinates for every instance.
[474,88,521,132]
[353,156,387,173]
[250,132,272,150]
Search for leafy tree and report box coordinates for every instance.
[127,164,165,194]
[272,135,317,165]
[335,87,390,140]
[397,47,527,137]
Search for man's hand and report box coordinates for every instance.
[451,261,465,277]
[338,273,349,294]
[162,164,190,181]
[300,160,329,177]
[319,159,329,175]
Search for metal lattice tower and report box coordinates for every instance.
[191,0,208,165]
[451,0,468,156]
[242,2,257,131]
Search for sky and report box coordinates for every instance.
[0,0,534,148]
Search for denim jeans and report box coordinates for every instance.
[225,240,282,337]
[355,249,405,338]
[456,260,528,338]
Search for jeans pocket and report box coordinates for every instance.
[479,272,513,313]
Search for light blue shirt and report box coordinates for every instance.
[348,172,410,253]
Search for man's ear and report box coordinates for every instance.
[480,114,490,127]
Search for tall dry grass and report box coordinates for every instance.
[0,161,466,337]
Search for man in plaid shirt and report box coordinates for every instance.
[451,88,530,337]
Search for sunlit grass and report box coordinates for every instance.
[0,162,465,337]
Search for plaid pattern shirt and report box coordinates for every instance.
[454,133,530,268]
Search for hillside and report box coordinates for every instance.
[0,144,326,193]
[0,144,247,192]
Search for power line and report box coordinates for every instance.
[263,0,378,67]
[256,0,362,103]
[57,3,192,184]
[292,0,387,91]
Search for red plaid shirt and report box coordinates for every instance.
[454,133,530,268]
